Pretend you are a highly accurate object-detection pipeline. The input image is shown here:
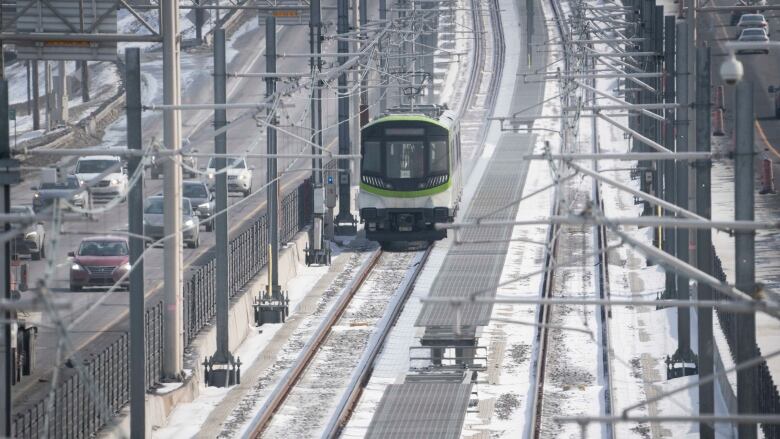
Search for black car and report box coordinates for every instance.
[32,175,89,213]
[155,181,215,231]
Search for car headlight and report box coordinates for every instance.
[71,263,85,271]
[24,232,37,240]
[119,262,131,272]
[110,178,120,186]
[184,219,195,228]
[198,202,210,211]
[239,173,248,180]
[207,172,215,180]
[33,193,40,199]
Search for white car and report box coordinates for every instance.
[737,28,770,54]
[74,155,129,203]
[205,157,254,197]
[737,13,769,36]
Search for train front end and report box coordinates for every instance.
[358,115,458,243]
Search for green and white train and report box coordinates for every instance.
[358,108,462,243]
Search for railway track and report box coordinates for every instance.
[528,0,615,436]
[243,245,431,438]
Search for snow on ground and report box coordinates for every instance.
[152,252,334,439]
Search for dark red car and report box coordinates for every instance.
[69,236,131,291]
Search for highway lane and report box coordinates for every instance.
[10,7,366,403]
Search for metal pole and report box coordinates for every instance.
[335,0,355,231]
[695,46,714,439]
[162,0,183,379]
[310,0,325,254]
[662,15,676,301]
[45,62,52,131]
[214,29,231,365]
[31,61,39,131]
[125,47,146,439]
[379,0,387,113]
[78,0,89,102]
[734,80,757,439]
[195,0,204,42]
[0,78,11,439]
[266,16,280,297]
[674,20,693,363]
[57,61,68,124]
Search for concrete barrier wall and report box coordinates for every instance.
[102,230,308,437]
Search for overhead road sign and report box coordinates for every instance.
[14,0,119,61]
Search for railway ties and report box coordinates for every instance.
[528,0,616,436]
[245,246,431,438]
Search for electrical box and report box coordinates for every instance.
[325,171,337,209]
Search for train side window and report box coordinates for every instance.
[362,141,382,173]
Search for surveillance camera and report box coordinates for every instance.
[720,54,744,86]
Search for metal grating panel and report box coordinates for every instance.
[416,133,535,327]
[366,382,472,439]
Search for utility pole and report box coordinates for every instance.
[669,20,697,376]
[203,29,239,386]
[694,46,714,439]
[125,47,146,439]
[734,80,757,439]
[306,0,329,265]
[56,61,69,124]
[0,78,12,439]
[335,0,356,234]
[662,16,676,301]
[359,0,369,124]
[379,0,387,113]
[266,16,281,299]
[31,61,39,131]
[78,0,89,102]
[162,0,183,379]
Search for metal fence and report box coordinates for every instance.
[713,249,780,439]
[12,179,313,438]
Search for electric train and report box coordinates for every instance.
[358,106,462,243]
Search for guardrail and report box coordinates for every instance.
[12,179,314,438]
[712,249,780,439]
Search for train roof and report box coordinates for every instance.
[365,112,458,131]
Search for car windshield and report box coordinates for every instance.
[742,14,764,22]
[76,159,118,174]
[78,240,128,256]
[207,157,246,169]
[183,184,208,199]
[144,198,193,215]
[41,177,80,190]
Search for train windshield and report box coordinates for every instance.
[387,141,425,179]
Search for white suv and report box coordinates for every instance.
[205,157,253,197]
[74,155,128,203]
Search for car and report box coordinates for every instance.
[737,28,770,53]
[205,157,254,197]
[149,153,199,179]
[11,206,46,261]
[32,175,89,213]
[74,155,128,203]
[143,196,200,248]
[69,236,130,291]
[154,181,215,231]
[737,13,769,36]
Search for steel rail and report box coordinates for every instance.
[528,0,570,435]
[322,246,433,438]
[243,248,383,438]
